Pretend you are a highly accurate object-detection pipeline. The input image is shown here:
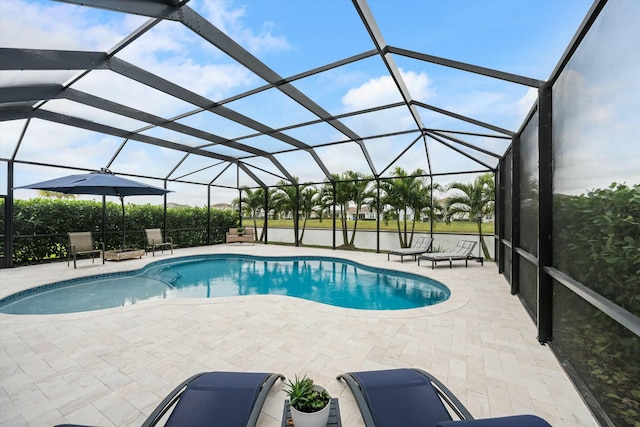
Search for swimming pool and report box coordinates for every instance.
[0,255,450,314]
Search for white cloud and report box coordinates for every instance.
[197,0,291,54]
[553,67,640,195]
[337,69,433,140]
[517,87,538,119]
[0,0,143,50]
[341,69,432,110]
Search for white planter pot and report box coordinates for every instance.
[290,401,331,427]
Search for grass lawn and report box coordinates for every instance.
[246,219,494,234]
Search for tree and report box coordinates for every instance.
[298,186,319,243]
[37,190,77,199]
[320,171,373,247]
[345,171,375,246]
[272,179,310,243]
[444,173,495,259]
[420,181,445,223]
[380,167,428,248]
[233,187,266,241]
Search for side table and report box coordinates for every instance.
[281,398,342,426]
[104,249,145,261]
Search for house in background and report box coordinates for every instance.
[210,203,232,210]
[166,202,190,209]
[347,206,376,221]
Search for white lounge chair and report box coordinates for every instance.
[388,236,433,263]
[418,240,479,269]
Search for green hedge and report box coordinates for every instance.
[553,183,639,426]
[554,183,640,316]
[1,198,238,265]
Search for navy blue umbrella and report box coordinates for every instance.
[16,170,172,249]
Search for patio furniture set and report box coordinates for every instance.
[67,228,173,268]
[226,227,256,244]
[54,368,551,426]
[388,238,483,268]
[68,226,257,268]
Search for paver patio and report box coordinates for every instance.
[0,245,597,426]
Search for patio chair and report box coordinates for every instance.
[145,228,173,256]
[418,239,479,269]
[337,368,551,427]
[55,371,285,427]
[388,236,433,263]
[67,232,104,269]
[142,371,285,427]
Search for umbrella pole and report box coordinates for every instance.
[120,195,125,250]
[102,195,107,249]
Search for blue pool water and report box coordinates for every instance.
[0,255,450,314]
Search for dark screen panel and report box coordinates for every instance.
[519,113,538,256]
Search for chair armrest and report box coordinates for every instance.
[437,415,551,427]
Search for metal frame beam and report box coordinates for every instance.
[425,132,495,171]
[352,0,426,174]
[413,100,515,136]
[537,83,553,344]
[427,130,502,158]
[60,0,365,181]
[387,46,545,88]
[32,110,238,163]
[0,48,108,70]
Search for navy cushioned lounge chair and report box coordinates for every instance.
[337,368,551,427]
[56,371,284,427]
[142,371,284,427]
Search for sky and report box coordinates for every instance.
[2,0,629,207]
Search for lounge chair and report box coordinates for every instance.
[337,368,551,427]
[418,239,479,269]
[387,236,433,263]
[145,228,173,256]
[143,371,284,426]
[67,232,104,268]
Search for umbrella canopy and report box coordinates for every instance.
[16,170,172,250]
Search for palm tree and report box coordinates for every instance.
[231,187,276,242]
[37,190,76,199]
[233,187,266,241]
[345,171,375,246]
[320,175,348,246]
[298,186,319,243]
[317,181,338,224]
[259,187,279,241]
[320,171,373,247]
[420,181,445,223]
[272,179,307,243]
[444,173,495,259]
[380,167,428,248]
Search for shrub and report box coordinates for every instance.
[1,198,238,265]
[554,183,639,315]
[553,183,640,426]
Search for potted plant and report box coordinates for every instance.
[237,226,245,236]
[285,375,331,427]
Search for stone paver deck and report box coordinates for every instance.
[0,245,597,426]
